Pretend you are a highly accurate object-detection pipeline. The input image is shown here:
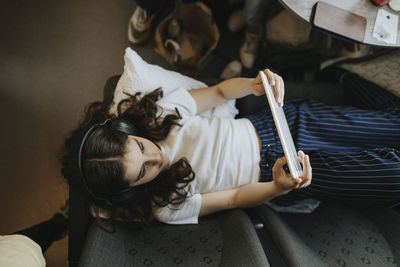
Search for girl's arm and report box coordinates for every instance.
[199,151,312,217]
[199,181,283,217]
[189,69,285,115]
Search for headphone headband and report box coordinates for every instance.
[78,118,138,206]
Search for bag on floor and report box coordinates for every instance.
[154,0,220,73]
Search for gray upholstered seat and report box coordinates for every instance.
[79,209,270,267]
[255,203,400,267]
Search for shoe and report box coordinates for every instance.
[220,60,242,79]
[227,9,245,33]
[239,29,258,69]
[128,6,156,45]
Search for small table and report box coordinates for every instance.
[279,0,400,47]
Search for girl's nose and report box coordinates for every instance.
[145,153,161,165]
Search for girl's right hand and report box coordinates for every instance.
[272,151,312,194]
[252,69,285,107]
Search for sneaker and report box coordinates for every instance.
[227,9,245,33]
[128,6,156,45]
[220,60,242,79]
[239,29,258,69]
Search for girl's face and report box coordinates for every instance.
[122,136,168,186]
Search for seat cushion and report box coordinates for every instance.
[79,209,270,267]
[215,209,270,266]
[340,49,400,98]
[255,203,398,267]
[79,218,222,267]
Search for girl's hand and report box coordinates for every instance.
[272,151,312,194]
[252,69,285,107]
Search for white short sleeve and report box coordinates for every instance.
[157,88,197,123]
[153,194,202,224]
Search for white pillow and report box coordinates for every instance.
[109,48,238,118]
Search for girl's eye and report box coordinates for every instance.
[138,165,145,181]
[141,165,146,179]
[140,142,144,153]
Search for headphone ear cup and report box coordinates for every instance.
[111,119,138,136]
[109,187,137,206]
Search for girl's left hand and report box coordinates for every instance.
[252,69,285,107]
[272,150,312,194]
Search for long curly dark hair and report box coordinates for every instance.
[61,88,195,225]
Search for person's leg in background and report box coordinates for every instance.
[13,201,68,253]
[128,0,167,45]
[239,0,270,69]
[0,201,68,267]
[222,0,276,78]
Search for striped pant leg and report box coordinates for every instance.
[273,76,400,206]
[292,148,400,207]
[342,73,400,111]
[291,100,400,151]
[275,99,400,207]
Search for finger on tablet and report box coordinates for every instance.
[265,69,275,86]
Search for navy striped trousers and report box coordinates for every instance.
[246,74,400,207]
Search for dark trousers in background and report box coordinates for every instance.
[13,213,68,253]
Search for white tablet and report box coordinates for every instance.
[260,71,303,179]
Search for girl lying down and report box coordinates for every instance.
[61,69,400,224]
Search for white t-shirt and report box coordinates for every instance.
[153,88,260,224]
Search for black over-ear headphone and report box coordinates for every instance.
[78,118,140,206]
